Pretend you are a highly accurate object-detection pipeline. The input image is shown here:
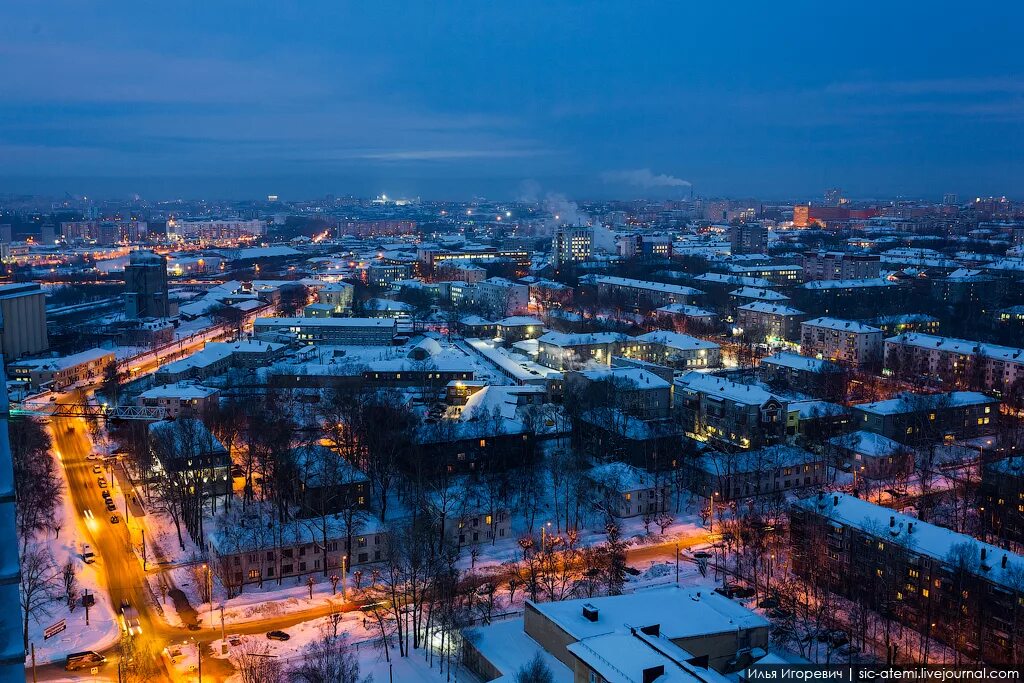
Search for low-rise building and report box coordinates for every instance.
[655,303,719,330]
[148,418,231,497]
[827,431,913,481]
[254,316,396,345]
[9,347,114,391]
[981,457,1024,546]
[588,275,703,311]
[209,507,385,590]
[537,331,627,370]
[495,316,544,343]
[136,384,220,418]
[686,445,825,502]
[851,391,1000,444]
[625,331,722,370]
[587,461,671,518]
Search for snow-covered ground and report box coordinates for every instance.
[30,442,120,665]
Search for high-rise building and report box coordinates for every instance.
[728,222,766,255]
[0,283,48,361]
[551,225,593,270]
[943,192,958,206]
[125,251,170,319]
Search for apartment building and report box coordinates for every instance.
[981,457,1024,547]
[586,462,672,518]
[474,277,530,317]
[137,384,220,418]
[209,508,386,589]
[800,317,883,367]
[9,348,114,391]
[801,251,881,281]
[759,351,846,400]
[536,331,627,370]
[676,372,787,449]
[851,391,1000,444]
[791,493,1024,664]
[686,445,826,502]
[625,331,722,369]
[884,333,1024,394]
[735,302,805,341]
[588,275,703,310]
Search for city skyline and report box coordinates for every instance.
[3,2,1024,200]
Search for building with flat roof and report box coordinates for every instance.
[0,283,47,361]
[254,316,396,345]
[124,251,170,319]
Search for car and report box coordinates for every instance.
[266,630,290,641]
[65,651,106,671]
[97,478,107,488]
[624,566,641,576]
[768,608,793,620]
[120,601,141,636]
[106,502,117,512]
[92,465,102,474]
[85,453,98,460]
[110,515,120,524]
[714,585,738,598]
[82,544,96,564]
[732,586,756,599]
[758,597,780,609]
[102,490,111,499]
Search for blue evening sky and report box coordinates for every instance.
[1,2,1022,200]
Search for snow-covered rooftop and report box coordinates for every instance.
[802,317,882,334]
[527,586,768,642]
[796,493,1024,589]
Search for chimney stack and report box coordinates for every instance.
[889,516,895,528]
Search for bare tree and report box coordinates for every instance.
[232,640,284,683]
[514,653,554,683]
[62,559,78,612]
[9,418,62,549]
[19,544,60,651]
[288,633,368,683]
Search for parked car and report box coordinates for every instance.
[65,651,106,671]
[106,502,117,512]
[110,515,120,524]
[92,465,102,474]
[266,630,290,641]
[97,478,107,489]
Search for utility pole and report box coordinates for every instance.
[142,529,147,570]
[85,589,90,625]
[675,543,680,585]
[0,364,25,683]
[30,644,36,683]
